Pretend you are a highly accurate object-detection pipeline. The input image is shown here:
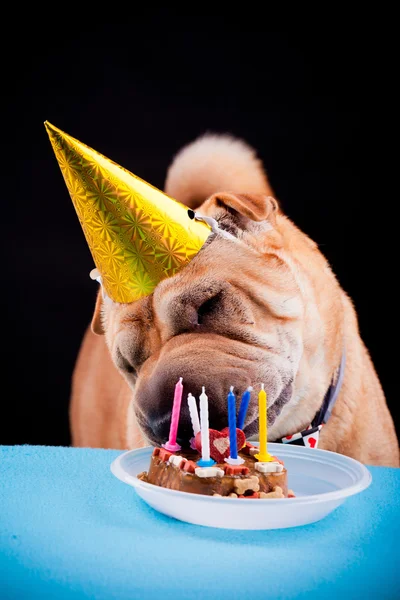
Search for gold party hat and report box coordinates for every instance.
[45,122,211,303]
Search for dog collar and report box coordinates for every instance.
[275,350,346,449]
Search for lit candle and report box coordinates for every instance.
[255,383,274,462]
[225,386,245,466]
[237,386,253,430]
[187,393,200,450]
[162,377,183,452]
[197,387,215,467]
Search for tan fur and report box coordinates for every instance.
[71,134,399,466]
[165,134,273,208]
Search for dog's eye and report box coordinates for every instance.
[197,293,222,325]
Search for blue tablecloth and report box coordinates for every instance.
[0,445,399,600]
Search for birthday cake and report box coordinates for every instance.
[138,383,294,499]
[139,437,292,499]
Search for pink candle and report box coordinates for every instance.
[162,377,183,452]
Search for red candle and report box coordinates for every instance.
[162,377,183,452]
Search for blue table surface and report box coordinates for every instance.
[0,446,399,600]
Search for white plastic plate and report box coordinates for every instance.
[110,442,372,530]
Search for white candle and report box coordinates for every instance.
[199,386,212,463]
[187,393,201,438]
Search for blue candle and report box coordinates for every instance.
[227,386,238,459]
[237,386,253,430]
[225,386,245,466]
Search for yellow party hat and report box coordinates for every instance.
[45,122,211,303]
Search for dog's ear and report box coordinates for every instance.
[210,192,279,224]
[91,289,105,336]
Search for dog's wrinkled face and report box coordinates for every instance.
[98,193,317,447]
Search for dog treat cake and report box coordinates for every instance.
[139,428,294,499]
[138,382,295,499]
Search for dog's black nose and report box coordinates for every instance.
[149,404,194,447]
[149,414,173,445]
[135,372,230,447]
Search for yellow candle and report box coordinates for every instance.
[255,384,274,462]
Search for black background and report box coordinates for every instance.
[3,20,397,446]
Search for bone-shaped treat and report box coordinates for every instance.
[255,461,284,473]
[259,486,284,498]
[233,475,260,495]
[195,467,225,478]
